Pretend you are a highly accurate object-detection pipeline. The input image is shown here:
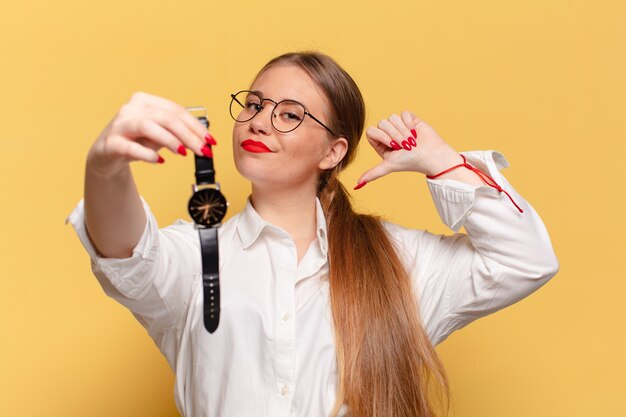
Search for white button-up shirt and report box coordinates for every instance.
[66,150,559,417]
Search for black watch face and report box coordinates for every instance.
[188,189,227,227]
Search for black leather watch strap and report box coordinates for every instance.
[195,153,215,185]
[199,227,220,333]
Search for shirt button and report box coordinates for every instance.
[280,384,289,396]
[282,312,290,321]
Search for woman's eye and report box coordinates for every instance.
[281,112,302,122]
[245,101,262,111]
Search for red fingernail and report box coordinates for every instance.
[353,180,367,190]
[177,144,187,156]
[401,140,412,151]
[408,136,417,147]
[389,140,401,150]
[205,133,217,145]
[157,155,165,164]
[201,145,213,158]
[411,129,417,139]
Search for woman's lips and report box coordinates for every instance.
[241,139,273,153]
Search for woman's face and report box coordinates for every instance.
[232,64,346,191]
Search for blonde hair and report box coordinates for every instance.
[256,52,450,417]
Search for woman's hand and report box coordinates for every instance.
[86,92,215,178]
[355,111,464,188]
[83,92,217,258]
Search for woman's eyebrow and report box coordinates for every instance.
[250,89,289,105]
[250,89,307,106]
[249,90,264,99]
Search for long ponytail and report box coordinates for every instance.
[321,170,449,417]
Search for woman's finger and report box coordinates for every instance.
[133,118,187,156]
[378,118,411,151]
[118,137,164,164]
[389,113,417,149]
[353,160,393,189]
[365,126,396,157]
[148,108,208,156]
[410,112,424,129]
[400,111,419,142]
[174,106,213,144]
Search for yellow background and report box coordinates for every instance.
[1,0,624,416]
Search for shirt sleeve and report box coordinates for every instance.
[385,150,559,346]
[65,197,200,339]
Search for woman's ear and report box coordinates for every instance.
[319,137,348,170]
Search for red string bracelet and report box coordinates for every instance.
[426,154,524,213]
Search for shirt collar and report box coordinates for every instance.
[236,196,328,257]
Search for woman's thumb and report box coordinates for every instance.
[353,162,392,190]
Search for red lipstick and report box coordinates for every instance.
[241,139,273,153]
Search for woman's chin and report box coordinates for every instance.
[234,158,267,183]
[234,155,317,192]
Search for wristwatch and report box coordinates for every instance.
[186,107,228,334]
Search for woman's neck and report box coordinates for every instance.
[250,183,318,261]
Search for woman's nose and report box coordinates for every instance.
[249,106,273,135]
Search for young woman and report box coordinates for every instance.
[67,52,559,417]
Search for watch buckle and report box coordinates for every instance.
[192,183,221,193]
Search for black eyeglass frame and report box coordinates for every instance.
[229,90,337,137]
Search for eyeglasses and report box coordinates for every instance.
[229,90,337,136]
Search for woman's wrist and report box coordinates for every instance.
[423,146,464,176]
[86,146,131,180]
[422,147,485,187]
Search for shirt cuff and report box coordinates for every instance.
[425,150,511,232]
[65,197,158,299]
